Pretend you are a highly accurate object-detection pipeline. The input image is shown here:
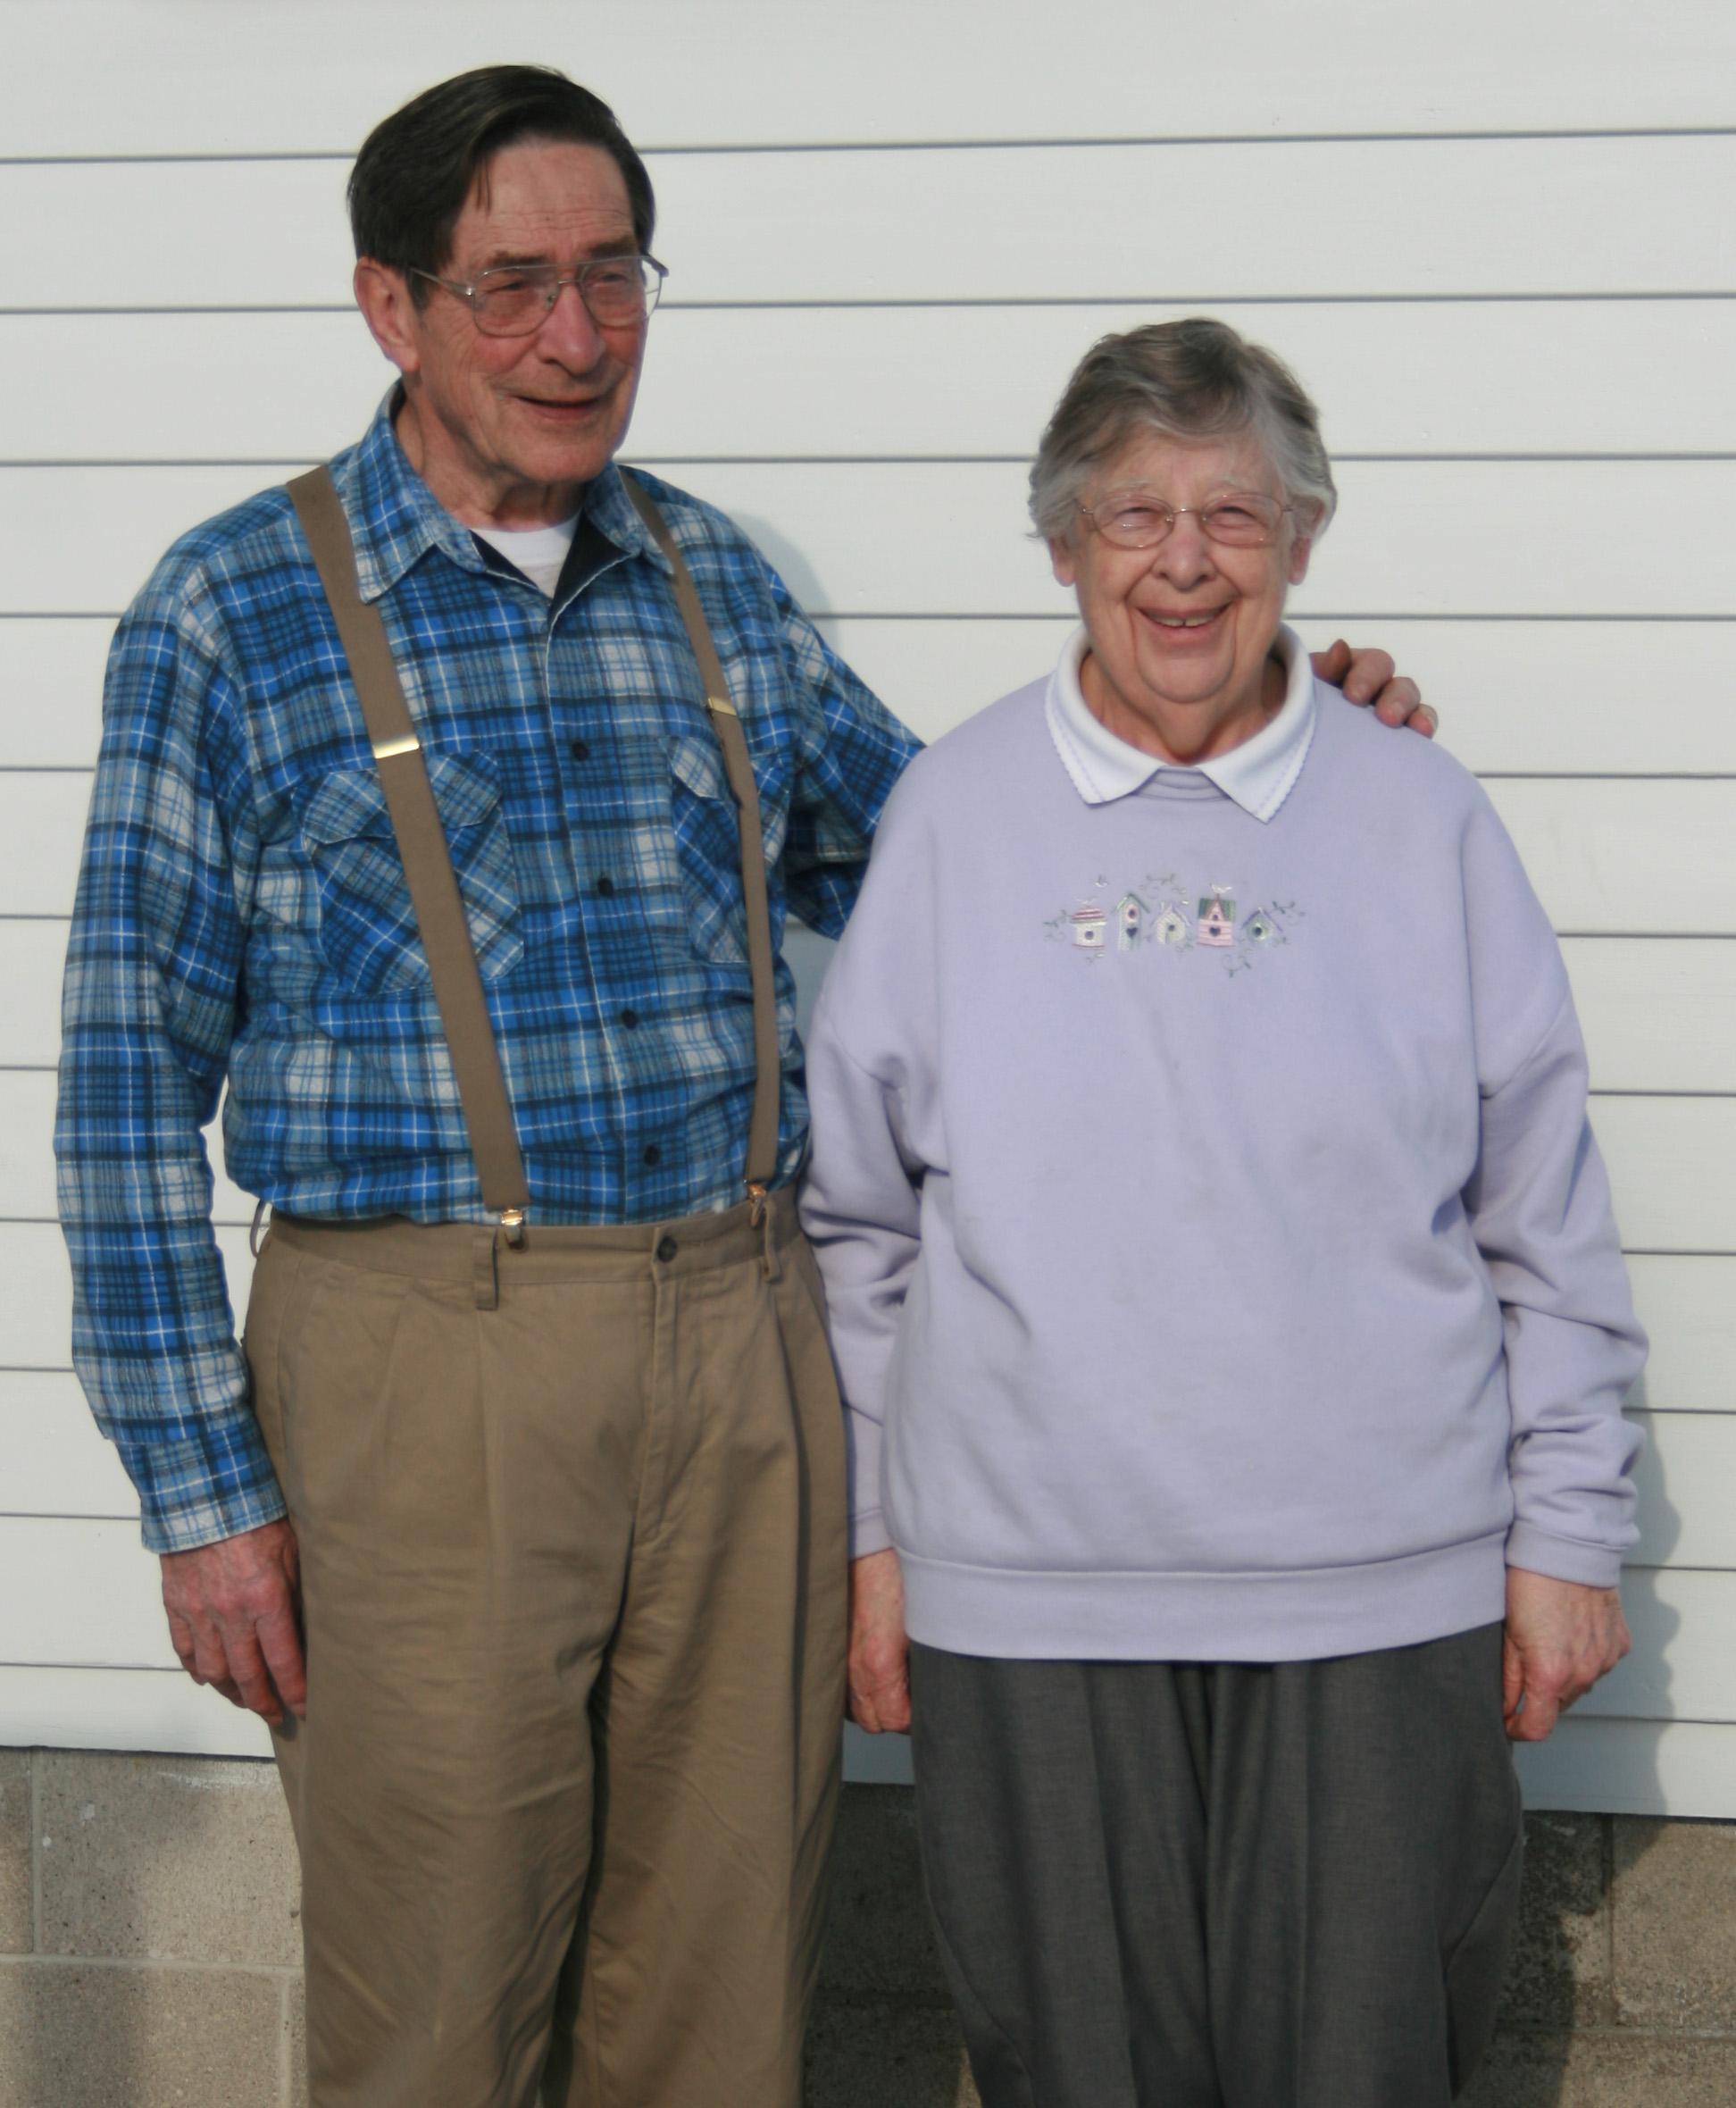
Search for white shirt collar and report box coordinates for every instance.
[1044,621,1317,823]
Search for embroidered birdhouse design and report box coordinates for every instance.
[1246,909,1277,944]
[1155,905,1189,948]
[1197,890,1236,948]
[1116,891,1149,949]
[1070,904,1107,950]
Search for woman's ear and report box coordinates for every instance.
[1286,503,1323,587]
[1048,534,1078,588]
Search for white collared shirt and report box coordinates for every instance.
[1045,621,1317,823]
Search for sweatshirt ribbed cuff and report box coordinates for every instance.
[1506,1519,1626,1591]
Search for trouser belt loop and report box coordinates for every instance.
[756,1192,782,1283]
[249,1198,272,1259]
[472,1223,501,1311]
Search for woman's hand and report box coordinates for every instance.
[1311,638,1437,735]
[1502,1568,1632,1742]
[847,1547,912,1733]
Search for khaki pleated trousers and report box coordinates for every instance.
[245,1191,847,2108]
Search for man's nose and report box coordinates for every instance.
[537,280,609,366]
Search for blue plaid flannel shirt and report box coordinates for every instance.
[56,398,920,1553]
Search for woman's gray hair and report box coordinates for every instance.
[1028,317,1338,542]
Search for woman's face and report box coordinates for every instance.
[1048,429,1314,762]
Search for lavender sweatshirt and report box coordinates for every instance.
[799,630,1646,1663]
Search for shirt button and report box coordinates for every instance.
[643,1144,662,1167]
[620,1008,640,1030]
[655,1234,679,1263]
[596,874,615,898]
[571,738,591,760]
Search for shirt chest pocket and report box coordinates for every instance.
[666,730,789,967]
[297,750,525,999]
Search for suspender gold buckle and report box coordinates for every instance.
[746,1181,768,1229]
[497,1206,527,1247]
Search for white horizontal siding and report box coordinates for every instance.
[12,1073,1736,1242]
[3,0,1732,152]
[839,1719,1736,1816]
[1511,1719,1736,1820]
[0,0,1730,1816]
[5,1234,1731,1418]
[11,1051,1736,1251]
[12,926,1735,1091]
[6,137,1734,310]
[10,1377,1729,1570]
[0,1219,257,1374]
[6,1653,1723,1823]
[4,1518,1727,1695]
[4,460,1732,619]
[6,300,1736,462]
[9,770,1736,936]
[0,1665,273,1760]
[10,615,1736,774]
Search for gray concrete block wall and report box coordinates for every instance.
[0,1753,302,2108]
[0,1753,1731,2106]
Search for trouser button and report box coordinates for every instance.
[655,1234,679,1263]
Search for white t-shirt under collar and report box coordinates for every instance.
[472,512,580,598]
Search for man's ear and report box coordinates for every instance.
[1048,534,1078,589]
[354,259,422,377]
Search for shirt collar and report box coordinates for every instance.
[1044,621,1317,823]
[331,389,669,602]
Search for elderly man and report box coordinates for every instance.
[55,64,1428,2108]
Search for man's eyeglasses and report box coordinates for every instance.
[1078,489,1295,551]
[412,254,668,336]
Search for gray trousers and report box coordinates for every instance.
[907,1624,1523,2108]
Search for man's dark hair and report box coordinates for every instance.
[348,64,655,296]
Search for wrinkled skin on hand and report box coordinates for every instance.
[160,1517,307,1725]
[1502,1567,1632,1742]
[1311,637,1435,735]
[847,1548,911,1734]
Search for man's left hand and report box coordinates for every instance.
[1502,1568,1632,1743]
[1312,638,1436,736]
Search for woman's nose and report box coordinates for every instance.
[1153,512,1215,583]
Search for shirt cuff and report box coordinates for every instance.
[114,1416,288,1555]
[1506,1519,1626,1591]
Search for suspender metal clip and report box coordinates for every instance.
[746,1181,768,1229]
[497,1206,527,1247]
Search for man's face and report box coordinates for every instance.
[368,138,648,525]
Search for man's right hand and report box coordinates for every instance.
[847,1547,911,1733]
[160,1518,307,1726]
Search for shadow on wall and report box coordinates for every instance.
[1452,1388,1682,2108]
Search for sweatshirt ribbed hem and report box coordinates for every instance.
[898,1532,1510,1664]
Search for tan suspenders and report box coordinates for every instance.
[286,464,782,1242]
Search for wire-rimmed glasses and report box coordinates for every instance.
[412,254,668,335]
[1078,488,1295,550]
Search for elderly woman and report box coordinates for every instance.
[798,319,1643,2108]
